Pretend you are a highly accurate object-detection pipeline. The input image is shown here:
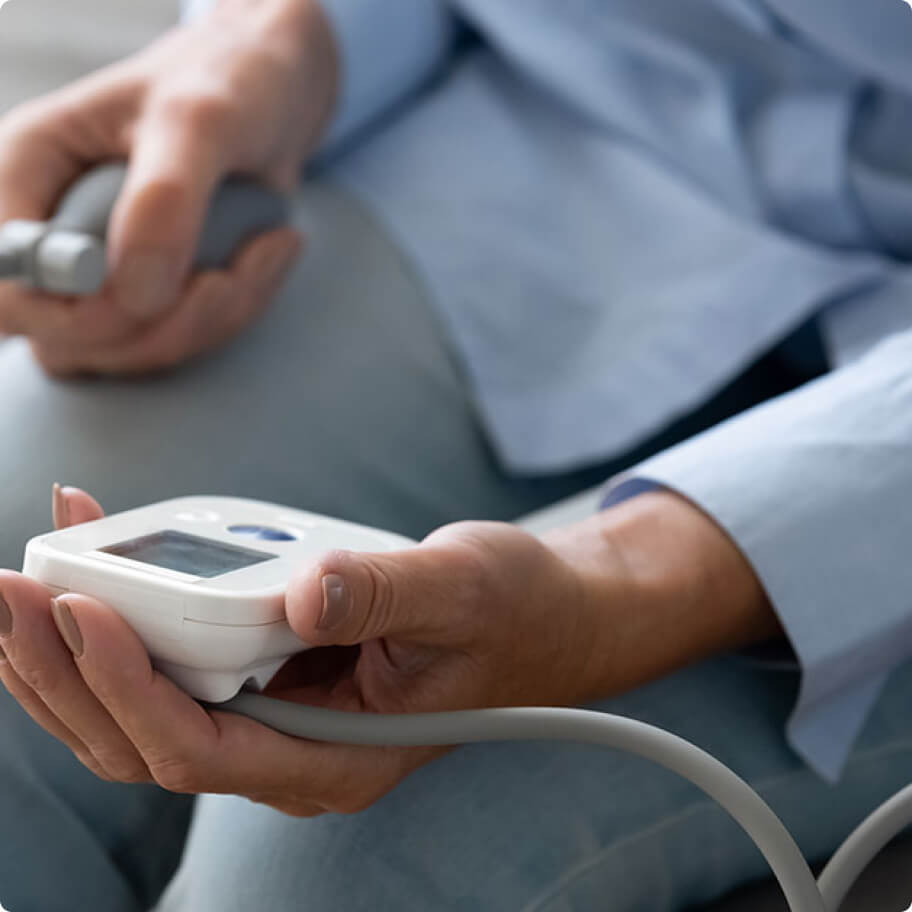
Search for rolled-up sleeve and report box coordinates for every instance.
[603,329,912,783]
[182,0,458,152]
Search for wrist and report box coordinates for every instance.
[545,490,782,702]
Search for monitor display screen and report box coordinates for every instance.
[100,530,275,579]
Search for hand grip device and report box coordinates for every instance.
[0,163,289,296]
[23,496,415,701]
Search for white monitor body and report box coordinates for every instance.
[22,496,415,702]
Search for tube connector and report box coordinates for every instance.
[0,220,106,296]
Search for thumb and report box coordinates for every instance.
[286,546,485,648]
[107,101,230,320]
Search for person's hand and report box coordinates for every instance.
[0,485,780,817]
[0,0,337,375]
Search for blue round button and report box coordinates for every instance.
[228,524,297,542]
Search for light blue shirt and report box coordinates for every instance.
[184,0,912,782]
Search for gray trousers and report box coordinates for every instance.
[2,185,910,912]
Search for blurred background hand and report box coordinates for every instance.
[0,0,338,375]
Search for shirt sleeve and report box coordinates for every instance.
[181,0,459,154]
[602,328,912,783]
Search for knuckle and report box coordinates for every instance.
[29,346,77,380]
[118,767,152,785]
[0,317,22,339]
[438,541,496,620]
[243,47,293,88]
[266,797,325,819]
[153,90,235,136]
[76,752,114,782]
[246,791,322,818]
[128,173,192,222]
[362,561,396,640]
[322,772,385,815]
[0,301,28,338]
[149,755,204,794]
[96,755,150,785]
[331,789,380,815]
[0,98,48,148]
[18,663,61,700]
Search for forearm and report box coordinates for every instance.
[592,328,912,781]
[545,490,782,703]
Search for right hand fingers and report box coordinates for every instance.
[106,92,237,321]
[0,78,235,327]
[31,226,300,376]
[0,20,298,338]
[0,96,123,336]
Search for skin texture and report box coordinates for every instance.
[0,486,782,818]
[0,0,337,375]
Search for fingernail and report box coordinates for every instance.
[116,253,176,319]
[319,574,351,631]
[52,482,69,530]
[0,593,11,637]
[51,598,84,658]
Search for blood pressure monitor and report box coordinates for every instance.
[19,496,912,910]
[22,497,415,702]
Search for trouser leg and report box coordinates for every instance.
[155,657,912,912]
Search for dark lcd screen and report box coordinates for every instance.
[100,530,276,579]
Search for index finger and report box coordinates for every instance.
[105,97,234,320]
[0,103,85,222]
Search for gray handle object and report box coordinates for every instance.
[0,162,289,296]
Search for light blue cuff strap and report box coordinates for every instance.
[602,330,912,782]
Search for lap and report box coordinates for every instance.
[155,657,912,912]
